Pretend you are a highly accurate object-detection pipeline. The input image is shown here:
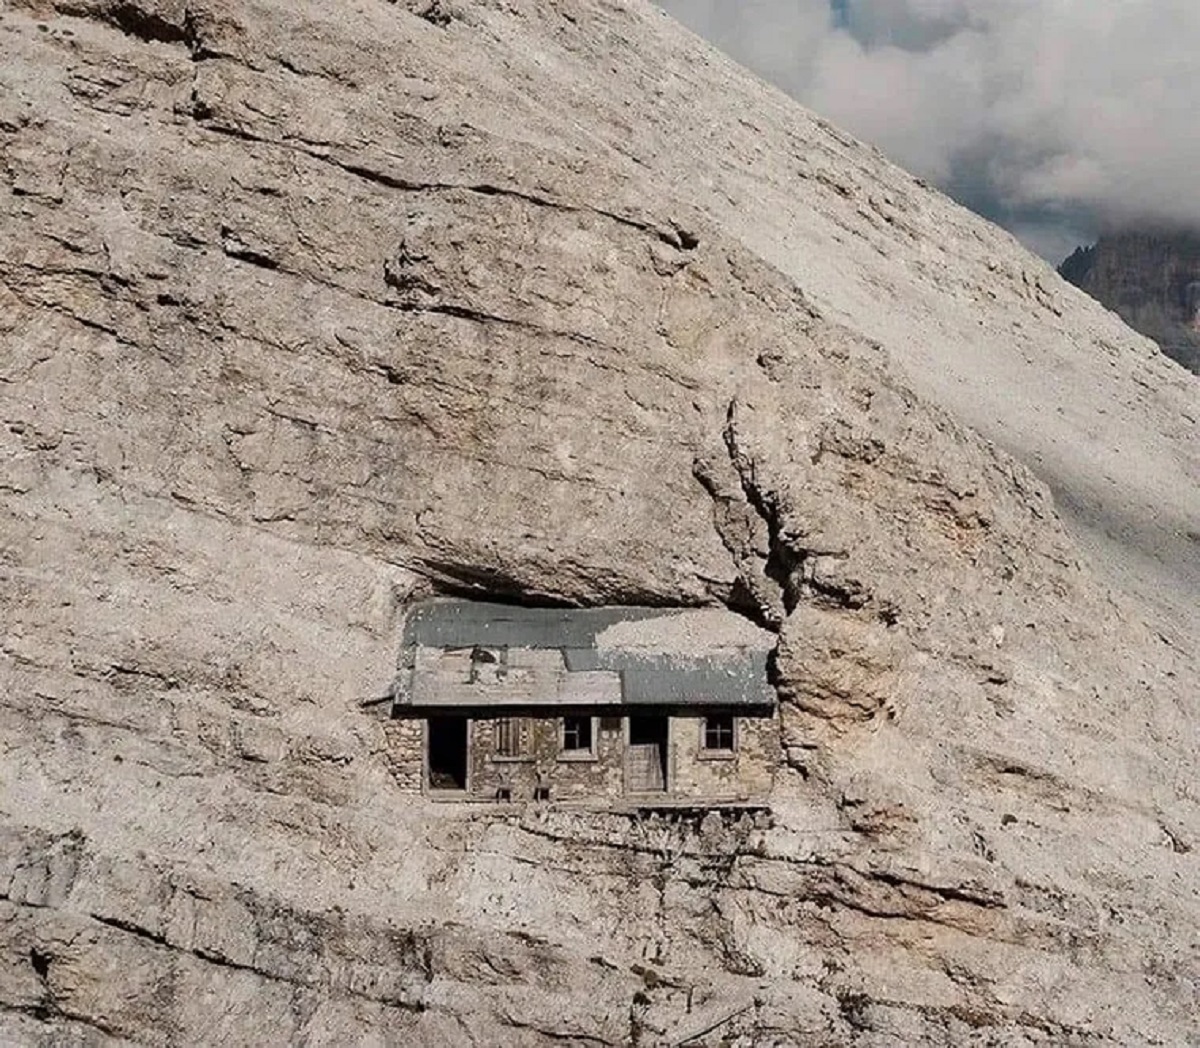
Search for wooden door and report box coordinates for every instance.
[627,716,668,793]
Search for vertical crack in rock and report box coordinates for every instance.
[692,399,906,744]
[721,400,806,621]
[693,397,876,631]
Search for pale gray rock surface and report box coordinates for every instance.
[0,0,1196,1045]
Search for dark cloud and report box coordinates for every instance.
[657,1,1200,259]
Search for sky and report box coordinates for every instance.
[657,1,1200,262]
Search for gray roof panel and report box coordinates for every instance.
[402,601,665,650]
[620,659,773,707]
[396,600,776,711]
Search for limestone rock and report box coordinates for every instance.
[1,0,1196,1044]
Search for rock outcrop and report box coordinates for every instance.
[1,0,1196,1045]
[1060,231,1200,375]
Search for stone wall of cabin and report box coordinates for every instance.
[669,715,778,802]
[382,717,425,792]
[469,715,625,802]
[387,712,778,802]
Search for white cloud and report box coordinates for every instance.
[658,0,1200,256]
[662,0,833,88]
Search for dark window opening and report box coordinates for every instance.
[493,717,523,758]
[703,714,736,752]
[427,716,468,790]
[562,715,594,755]
[534,785,551,802]
[495,786,512,802]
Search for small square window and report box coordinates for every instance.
[495,786,512,802]
[702,714,736,753]
[561,715,594,756]
[533,785,551,802]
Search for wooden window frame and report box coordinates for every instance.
[559,715,599,761]
[699,714,737,759]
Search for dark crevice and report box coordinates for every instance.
[50,306,140,349]
[1160,822,1191,855]
[722,576,770,625]
[107,662,180,688]
[721,402,804,616]
[665,222,700,251]
[867,869,1005,909]
[91,911,171,947]
[220,244,280,272]
[743,866,1004,926]
[189,120,694,255]
[273,54,321,80]
[498,1017,615,1047]
[57,1,211,56]
[386,298,623,356]
[29,947,51,978]
[192,110,258,138]
[89,914,310,988]
[414,0,455,27]
[877,602,900,627]
[94,1,190,45]
[835,990,873,1033]
[413,560,576,607]
[88,911,429,1010]
[410,559,688,612]
[335,159,438,193]
[720,399,871,617]
[370,361,405,385]
[219,225,279,271]
[0,1001,123,1038]
[689,456,778,632]
[805,574,870,613]
[383,247,440,298]
[391,300,518,326]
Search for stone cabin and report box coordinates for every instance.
[387,600,779,807]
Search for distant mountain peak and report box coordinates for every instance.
[1059,231,1200,373]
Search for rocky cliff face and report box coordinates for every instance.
[1,0,1197,1045]
[1060,232,1200,375]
